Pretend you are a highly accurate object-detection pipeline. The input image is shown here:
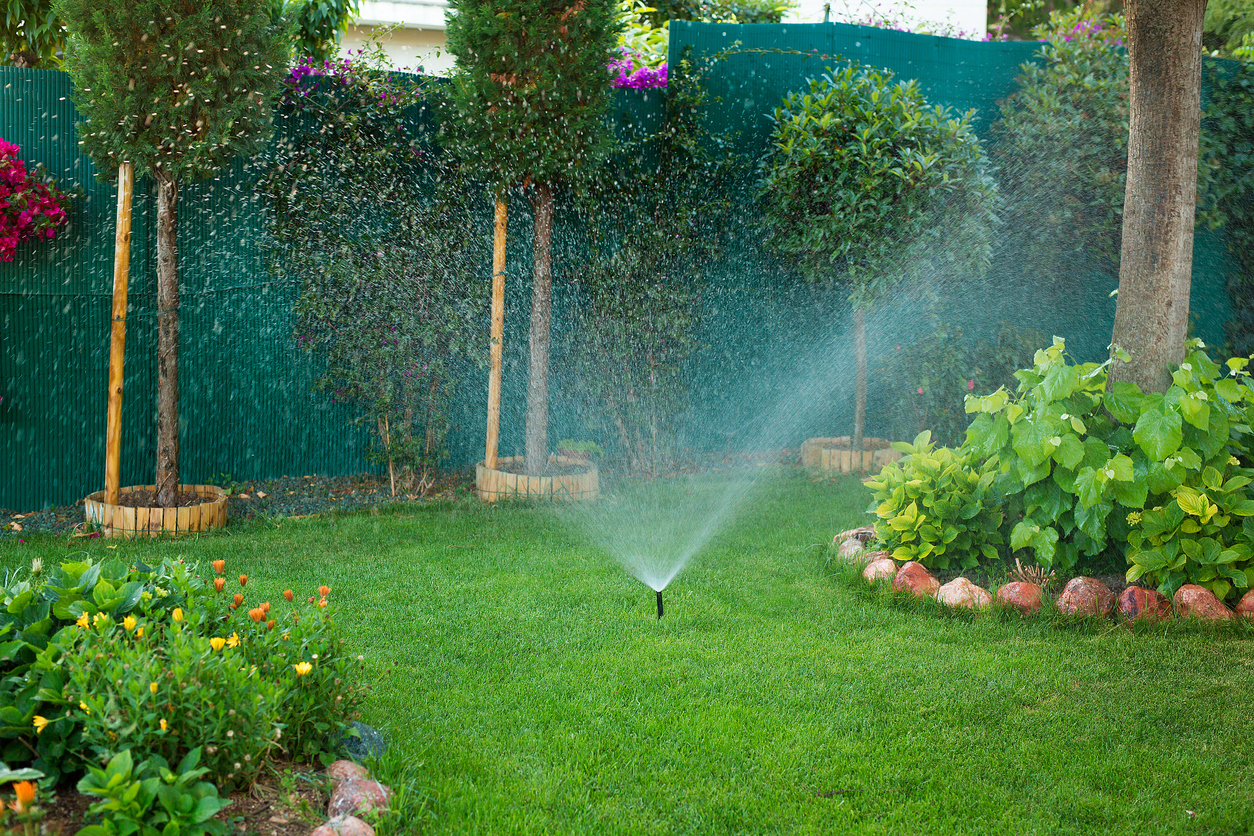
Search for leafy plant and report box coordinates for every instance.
[991,8,1129,289]
[261,45,485,497]
[864,431,1004,571]
[963,338,1254,599]
[565,49,745,477]
[759,62,1000,454]
[76,748,230,836]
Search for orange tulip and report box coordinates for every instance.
[283,589,294,602]
[248,608,265,622]
[11,779,35,813]
[213,578,225,592]
[239,574,248,587]
[233,593,244,607]
[317,598,328,609]
[267,619,277,630]
[318,585,331,598]
[212,559,225,574]
[308,596,315,604]
[261,601,271,614]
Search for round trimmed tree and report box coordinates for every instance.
[445,0,621,476]
[57,0,288,506]
[759,64,1000,455]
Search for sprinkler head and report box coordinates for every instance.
[656,589,664,619]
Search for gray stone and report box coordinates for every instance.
[335,721,386,761]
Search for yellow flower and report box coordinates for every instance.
[226,632,240,648]
[209,637,226,652]
[32,715,48,734]
[150,682,159,694]
[1126,511,1142,526]
[92,612,109,630]
[293,662,313,677]
[123,615,137,632]
[76,612,89,630]
[136,626,145,639]
[172,607,184,623]
[160,718,168,731]
[281,631,290,641]
[79,701,89,714]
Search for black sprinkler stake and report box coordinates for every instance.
[656,589,664,619]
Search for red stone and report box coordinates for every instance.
[996,581,1043,615]
[862,557,897,583]
[1117,586,1172,622]
[326,760,371,783]
[1236,589,1254,619]
[1173,584,1234,621]
[892,561,939,599]
[1054,577,1116,618]
[327,779,392,819]
[310,816,375,836]
[935,577,992,609]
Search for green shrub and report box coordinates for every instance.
[963,338,1254,600]
[865,431,1004,571]
[76,748,230,836]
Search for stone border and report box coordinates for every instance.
[305,760,393,836]
[833,527,1254,623]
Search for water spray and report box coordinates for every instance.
[656,589,664,619]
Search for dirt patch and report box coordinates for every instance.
[113,488,216,509]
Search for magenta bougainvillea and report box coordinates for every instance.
[0,139,70,262]
[609,50,667,89]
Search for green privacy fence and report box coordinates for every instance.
[0,23,1242,510]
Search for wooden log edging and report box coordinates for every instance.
[84,484,227,539]
[800,437,903,473]
[475,456,599,502]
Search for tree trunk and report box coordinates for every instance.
[1108,0,1207,394]
[105,163,134,506]
[524,183,555,475]
[485,197,506,470]
[154,177,181,507]
[852,305,867,457]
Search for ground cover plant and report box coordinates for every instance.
[5,469,1254,834]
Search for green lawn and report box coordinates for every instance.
[4,469,1254,835]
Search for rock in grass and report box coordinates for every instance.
[327,778,392,819]
[995,581,1043,615]
[326,760,371,783]
[935,577,992,609]
[1054,577,1116,618]
[891,561,939,599]
[1236,589,1254,619]
[1173,584,1234,621]
[335,721,387,761]
[309,815,375,836]
[1117,586,1172,622]
[837,537,868,563]
[862,556,897,583]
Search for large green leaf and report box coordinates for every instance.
[1133,406,1183,461]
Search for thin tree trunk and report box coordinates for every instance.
[154,177,180,508]
[485,197,506,470]
[1108,0,1207,394]
[852,306,867,458]
[524,183,554,475]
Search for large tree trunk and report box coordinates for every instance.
[155,177,181,507]
[485,197,507,471]
[524,182,555,475]
[1108,0,1208,395]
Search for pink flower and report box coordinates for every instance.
[968,379,975,391]
[917,387,924,395]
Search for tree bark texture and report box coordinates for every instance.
[485,197,507,471]
[155,178,181,507]
[105,163,134,505]
[1108,0,1207,394]
[853,306,866,456]
[524,183,554,476]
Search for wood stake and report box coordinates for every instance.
[485,196,506,471]
[105,163,134,505]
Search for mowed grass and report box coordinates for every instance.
[4,469,1254,835]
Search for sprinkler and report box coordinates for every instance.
[656,589,664,619]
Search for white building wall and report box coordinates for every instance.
[784,0,987,39]
[338,0,455,75]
